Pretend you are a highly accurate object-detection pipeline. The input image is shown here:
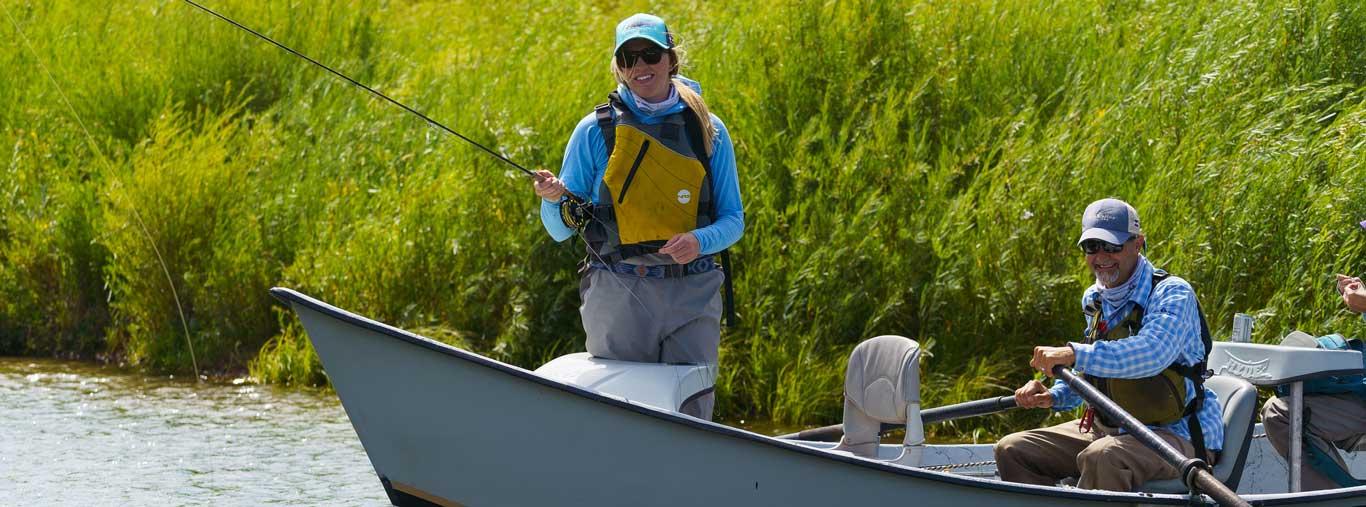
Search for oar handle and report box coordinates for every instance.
[1053,366,1249,507]
[923,395,1017,424]
[778,395,1017,442]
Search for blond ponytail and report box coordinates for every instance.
[673,78,715,158]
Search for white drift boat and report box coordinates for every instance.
[272,287,1366,506]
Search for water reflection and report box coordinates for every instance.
[0,358,388,505]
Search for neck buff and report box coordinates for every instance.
[1098,255,1146,309]
[632,82,679,116]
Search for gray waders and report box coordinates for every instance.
[580,256,723,421]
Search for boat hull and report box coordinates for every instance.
[273,288,1366,506]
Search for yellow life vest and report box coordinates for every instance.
[584,93,714,263]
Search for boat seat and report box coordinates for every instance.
[1138,375,1258,493]
[832,335,925,467]
[533,353,715,416]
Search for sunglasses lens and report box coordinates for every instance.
[616,48,665,68]
[1080,240,1125,254]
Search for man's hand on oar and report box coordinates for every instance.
[1029,345,1075,378]
[1014,379,1054,409]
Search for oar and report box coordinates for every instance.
[777,395,1017,442]
[1053,366,1249,507]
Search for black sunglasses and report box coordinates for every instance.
[1079,238,1131,255]
[616,47,666,68]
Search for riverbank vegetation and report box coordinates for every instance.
[2,0,1363,439]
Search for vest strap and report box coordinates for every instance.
[680,105,715,221]
[719,250,736,327]
[595,100,615,155]
[680,104,734,325]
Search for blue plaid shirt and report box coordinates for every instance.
[1048,256,1224,451]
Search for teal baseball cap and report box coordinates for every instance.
[614,13,673,53]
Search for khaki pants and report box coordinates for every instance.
[994,419,1196,492]
[1261,394,1366,491]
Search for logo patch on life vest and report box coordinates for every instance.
[677,189,691,204]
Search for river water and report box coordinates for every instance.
[0,357,389,506]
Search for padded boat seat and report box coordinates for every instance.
[832,335,925,467]
[533,353,714,415]
[1138,375,1258,493]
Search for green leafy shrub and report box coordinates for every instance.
[2,0,1363,440]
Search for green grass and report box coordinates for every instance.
[1,0,1363,440]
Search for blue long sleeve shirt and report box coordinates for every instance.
[1048,257,1225,450]
[539,78,744,255]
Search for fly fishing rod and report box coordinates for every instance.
[180,0,594,228]
[181,0,657,316]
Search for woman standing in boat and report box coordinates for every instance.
[531,13,744,421]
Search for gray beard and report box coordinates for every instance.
[1096,271,1121,288]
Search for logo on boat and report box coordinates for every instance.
[1215,350,1273,381]
[677,189,691,204]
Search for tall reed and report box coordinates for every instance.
[1,0,1362,439]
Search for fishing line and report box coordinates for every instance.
[179,0,657,318]
[180,0,537,178]
[2,2,201,380]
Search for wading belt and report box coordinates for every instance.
[587,256,718,279]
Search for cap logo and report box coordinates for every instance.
[1094,208,1117,223]
[677,189,691,204]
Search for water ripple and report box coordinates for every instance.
[0,357,389,505]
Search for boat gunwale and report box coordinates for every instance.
[270,286,1366,506]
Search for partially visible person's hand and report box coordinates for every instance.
[659,232,701,264]
[533,170,566,202]
[1030,345,1076,378]
[1342,276,1366,314]
[1336,273,1360,295]
[1014,379,1054,409]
